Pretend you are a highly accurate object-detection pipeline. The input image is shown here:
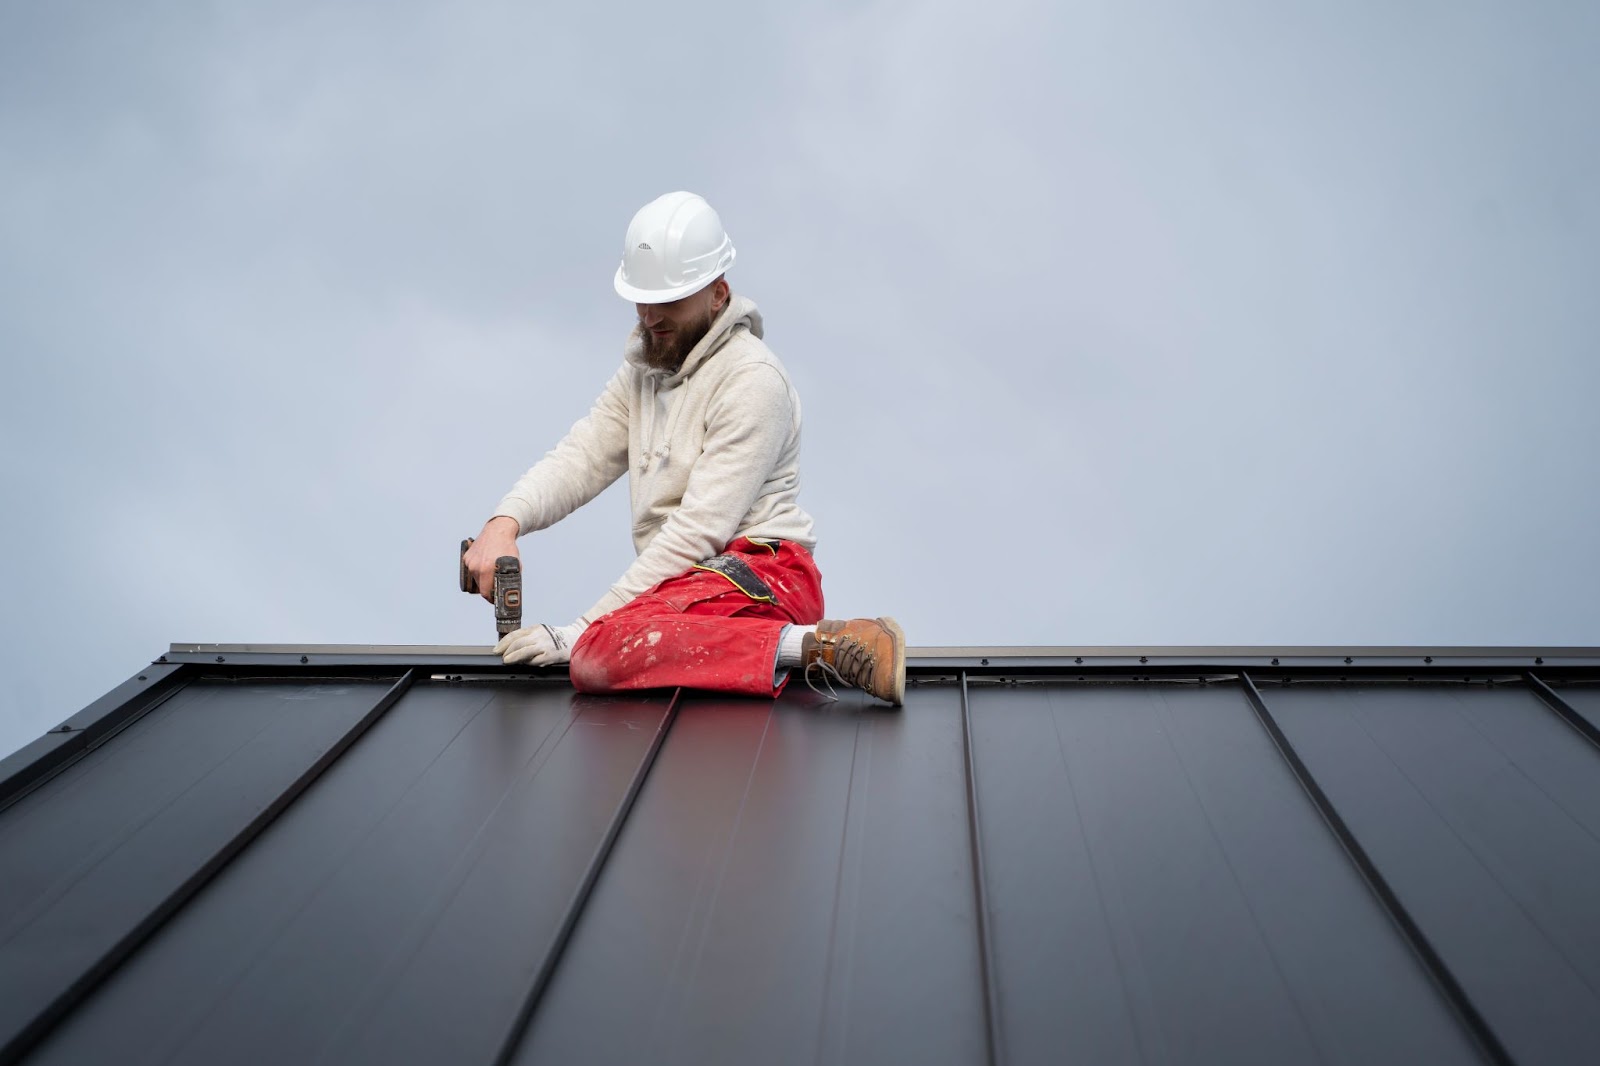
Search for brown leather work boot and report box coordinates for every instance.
[801,617,906,706]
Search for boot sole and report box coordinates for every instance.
[878,616,907,707]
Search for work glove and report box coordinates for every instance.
[495,620,589,667]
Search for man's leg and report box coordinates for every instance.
[569,608,792,696]
[569,538,905,704]
[570,538,817,697]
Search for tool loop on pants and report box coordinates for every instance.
[691,552,779,603]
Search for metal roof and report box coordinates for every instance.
[3,645,1600,1065]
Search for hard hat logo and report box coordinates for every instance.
[614,192,736,304]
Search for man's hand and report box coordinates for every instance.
[495,620,590,666]
[463,516,521,603]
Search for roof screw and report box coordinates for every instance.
[216,656,225,663]
[138,675,147,682]
[1424,656,1433,664]
[1074,656,1083,665]
[980,657,989,666]
[1271,657,1280,666]
[1139,656,1149,664]
[157,655,168,663]
[300,655,309,664]
[1535,656,1544,665]
[1344,656,1353,665]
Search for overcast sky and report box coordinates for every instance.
[2,1,1597,758]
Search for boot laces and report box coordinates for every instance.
[803,658,843,702]
[803,632,877,701]
[833,634,877,688]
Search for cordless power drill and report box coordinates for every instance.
[460,538,522,639]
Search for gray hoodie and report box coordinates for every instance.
[494,295,817,622]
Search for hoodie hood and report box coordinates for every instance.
[624,294,763,388]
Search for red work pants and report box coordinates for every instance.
[568,537,824,697]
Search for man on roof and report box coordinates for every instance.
[461,191,905,705]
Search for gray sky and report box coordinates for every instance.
[3,0,1597,758]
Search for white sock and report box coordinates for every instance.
[776,624,811,668]
[773,623,814,685]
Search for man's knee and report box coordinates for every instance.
[568,623,613,693]
[570,614,681,692]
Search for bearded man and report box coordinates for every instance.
[461,191,904,704]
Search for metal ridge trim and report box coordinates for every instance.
[171,643,1600,658]
[159,644,1600,675]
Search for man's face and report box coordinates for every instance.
[637,280,727,372]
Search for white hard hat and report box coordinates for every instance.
[613,191,736,304]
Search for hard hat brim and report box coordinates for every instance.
[613,267,722,305]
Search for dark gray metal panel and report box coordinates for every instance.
[968,681,1480,1066]
[331,691,673,1065]
[512,686,987,1066]
[1266,682,1600,1066]
[1551,682,1600,734]
[0,663,188,811]
[16,655,1600,1066]
[0,677,393,1060]
[24,681,671,1066]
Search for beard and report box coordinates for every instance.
[640,306,718,372]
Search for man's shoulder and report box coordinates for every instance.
[703,328,792,384]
